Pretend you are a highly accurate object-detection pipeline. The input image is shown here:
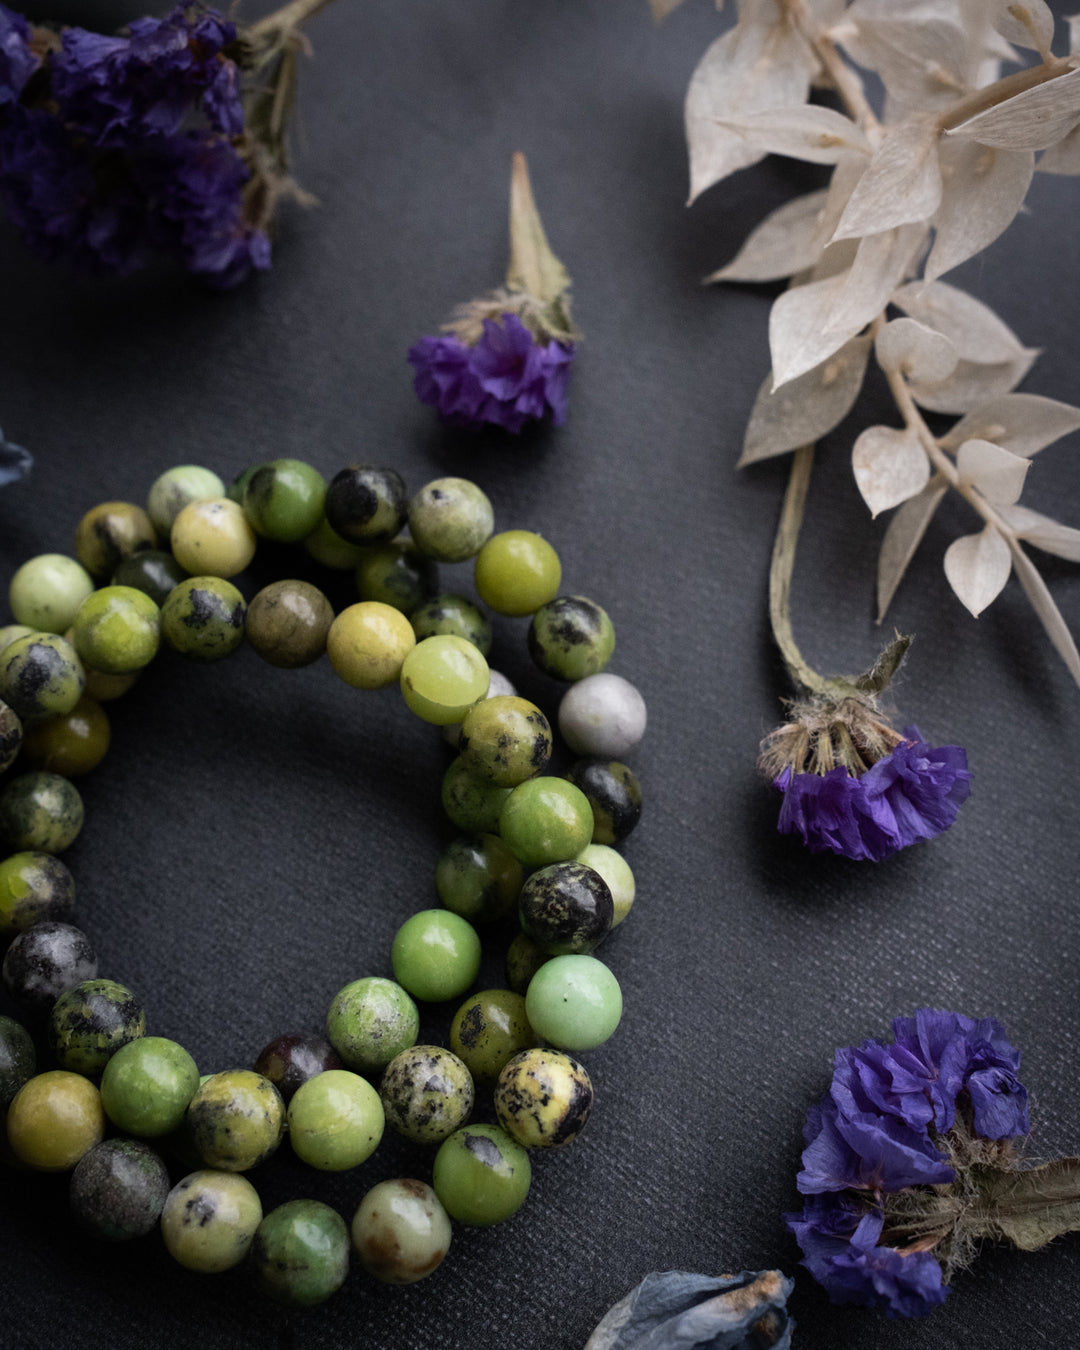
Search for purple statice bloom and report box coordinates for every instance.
[786,1195,948,1318]
[0,3,38,105]
[773,726,971,862]
[408,313,574,433]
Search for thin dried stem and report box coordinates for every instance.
[247,0,336,42]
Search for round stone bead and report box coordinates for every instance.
[70,1138,171,1241]
[473,530,562,616]
[0,850,76,938]
[442,667,516,750]
[100,1036,200,1137]
[435,833,523,923]
[71,585,160,675]
[327,601,415,690]
[0,1014,35,1107]
[160,576,246,662]
[287,1069,384,1170]
[391,910,482,1003]
[253,1031,342,1101]
[399,635,490,725]
[528,595,615,681]
[566,758,642,845]
[0,698,22,773]
[0,771,84,854]
[525,955,622,1052]
[458,695,552,787]
[9,554,95,634]
[494,1048,593,1149]
[242,458,327,543]
[111,549,188,608]
[2,921,98,1015]
[518,861,613,956]
[146,465,226,537]
[325,976,419,1075]
[227,464,260,505]
[449,990,534,1087]
[0,632,84,725]
[49,978,145,1075]
[355,537,438,614]
[498,777,594,868]
[504,932,549,996]
[245,580,333,668]
[7,1070,105,1170]
[74,501,157,580]
[186,1070,284,1171]
[432,1124,531,1226]
[440,757,511,834]
[160,1170,263,1272]
[170,498,256,578]
[576,843,636,926]
[558,673,647,758]
[379,1045,474,1144]
[324,464,408,545]
[407,477,494,563]
[411,593,492,657]
[0,623,34,653]
[303,516,367,571]
[351,1179,452,1284]
[20,694,111,777]
[250,1199,350,1307]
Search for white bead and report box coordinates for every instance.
[558,673,646,758]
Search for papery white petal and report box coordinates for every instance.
[1004,536,1080,683]
[875,317,959,383]
[824,223,926,339]
[877,477,948,619]
[956,436,1031,503]
[947,66,1080,151]
[998,503,1080,560]
[944,523,1012,616]
[892,279,1027,362]
[739,335,873,464]
[926,141,1035,280]
[991,0,1057,54]
[809,153,868,248]
[852,424,931,517]
[707,190,831,283]
[837,6,970,108]
[939,393,1080,456]
[908,351,1039,413]
[716,105,873,164]
[1037,123,1080,174]
[833,119,943,238]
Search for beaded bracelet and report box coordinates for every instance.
[0,459,646,1307]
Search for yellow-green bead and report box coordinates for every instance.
[171,498,256,578]
[6,1069,105,1171]
[0,850,75,938]
[242,458,327,543]
[146,465,226,537]
[494,1048,593,1149]
[9,554,95,634]
[74,502,157,580]
[0,697,22,774]
[449,990,535,1087]
[458,695,552,787]
[303,515,368,570]
[160,576,246,662]
[0,632,84,725]
[391,910,482,1003]
[287,1069,384,1170]
[327,601,415,690]
[71,585,160,675]
[576,842,636,926]
[161,1170,263,1272]
[400,636,489,725]
[186,1069,284,1172]
[0,624,34,654]
[499,777,595,868]
[473,530,561,616]
[325,976,420,1075]
[431,1124,531,1226]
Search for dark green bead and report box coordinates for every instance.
[441,757,511,834]
[504,932,549,995]
[228,464,262,504]
[435,833,523,923]
[0,850,76,938]
[250,1199,350,1307]
[69,1138,170,1240]
[356,538,438,615]
[0,698,22,773]
[527,595,615,681]
[324,465,408,545]
[111,550,188,608]
[0,1014,36,1107]
[0,771,84,854]
[449,990,534,1087]
[566,758,643,845]
[245,580,333,668]
[518,861,613,956]
[49,978,146,1076]
[411,593,492,656]
[242,459,327,543]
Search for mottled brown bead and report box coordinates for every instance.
[245,580,334,668]
[254,1031,342,1101]
[74,502,157,580]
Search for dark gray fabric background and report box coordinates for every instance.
[1,2,1079,1348]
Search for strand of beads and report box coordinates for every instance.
[0,460,646,1308]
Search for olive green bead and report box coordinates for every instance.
[0,850,75,938]
[504,932,549,995]
[8,554,95,634]
[74,501,157,580]
[147,465,226,537]
[431,1124,531,1226]
[474,530,561,617]
[0,632,84,725]
[303,515,368,571]
[245,580,333,668]
[250,1199,350,1307]
[494,1048,593,1149]
[49,978,145,1076]
[399,635,489,725]
[6,1069,106,1171]
[0,698,22,774]
[0,1013,36,1107]
[71,585,160,676]
[111,549,188,608]
[499,777,594,868]
[324,464,408,545]
[458,695,552,787]
[161,1170,263,1272]
[287,1070,384,1170]
[227,464,261,505]
[19,694,111,778]
[407,477,494,563]
[242,458,327,543]
[325,976,420,1075]
[441,756,511,834]
[160,576,246,662]
[411,593,492,656]
[435,833,523,923]
[528,595,615,681]
[449,990,535,1087]
[351,1179,451,1284]
[100,1036,200,1137]
[0,771,84,854]
[186,1070,284,1172]
[355,537,438,615]
[379,1045,474,1144]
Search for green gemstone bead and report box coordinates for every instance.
[494,1048,593,1149]
[100,1036,200,1137]
[49,978,146,1076]
[303,515,368,570]
[287,1069,384,1171]
[325,976,420,1075]
[566,758,642,845]
[504,932,549,996]
[245,579,333,669]
[473,530,561,617]
[449,989,535,1087]
[441,757,511,834]
[400,635,489,725]
[391,910,482,1003]
[242,458,327,543]
[71,585,160,676]
[458,695,552,787]
[0,698,22,774]
[110,549,188,608]
[528,595,615,681]
[70,1138,171,1241]
[355,537,438,615]
[411,593,492,656]
[19,694,110,778]
[0,624,34,654]
[351,1179,451,1284]
[74,501,157,580]
[525,955,622,1052]
[379,1045,474,1144]
[147,465,226,537]
[186,1070,284,1172]
[407,477,494,563]
[0,632,84,725]
[8,554,95,634]
[227,464,261,505]
[0,771,84,854]
[161,1170,263,1272]
[324,465,408,545]
[6,1069,105,1171]
[498,777,594,868]
[518,860,613,956]
[576,843,636,926]
[432,1124,531,1226]
[0,1013,36,1107]
[160,576,246,662]
[0,850,75,938]
[250,1199,350,1307]
[435,832,523,923]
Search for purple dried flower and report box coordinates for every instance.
[0,4,38,105]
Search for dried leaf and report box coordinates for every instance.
[940,392,1080,456]
[996,503,1080,560]
[838,6,970,108]
[1004,537,1080,682]
[824,222,926,339]
[892,279,1028,362]
[908,350,1039,414]
[926,141,1035,281]
[947,66,1080,151]
[707,189,830,283]
[852,424,931,516]
[956,436,1031,503]
[875,317,958,383]
[739,335,873,464]
[991,0,1057,55]
[648,0,687,21]
[833,118,942,239]
[716,104,873,164]
[809,153,868,250]
[877,477,948,619]
[943,523,1012,616]
[686,19,815,203]
[1037,122,1080,174]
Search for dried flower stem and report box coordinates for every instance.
[247,0,337,42]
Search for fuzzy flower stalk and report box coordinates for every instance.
[0,0,336,285]
[787,1009,1080,1319]
[408,152,579,434]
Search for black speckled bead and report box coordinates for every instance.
[69,1138,171,1240]
[379,1045,474,1145]
[254,1031,343,1101]
[566,758,643,845]
[0,771,84,854]
[0,1013,36,1107]
[0,850,76,938]
[494,1048,593,1149]
[518,861,613,956]
[324,465,408,545]
[2,921,99,1016]
[49,978,146,1076]
[160,577,247,662]
[0,697,22,773]
[527,595,615,681]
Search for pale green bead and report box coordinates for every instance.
[575,843,636,926]
[147,465,226,537]
[400,636,489,726]
[525,955,622,1052]
[9,555,95,634]
[161,1170,262,1272]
